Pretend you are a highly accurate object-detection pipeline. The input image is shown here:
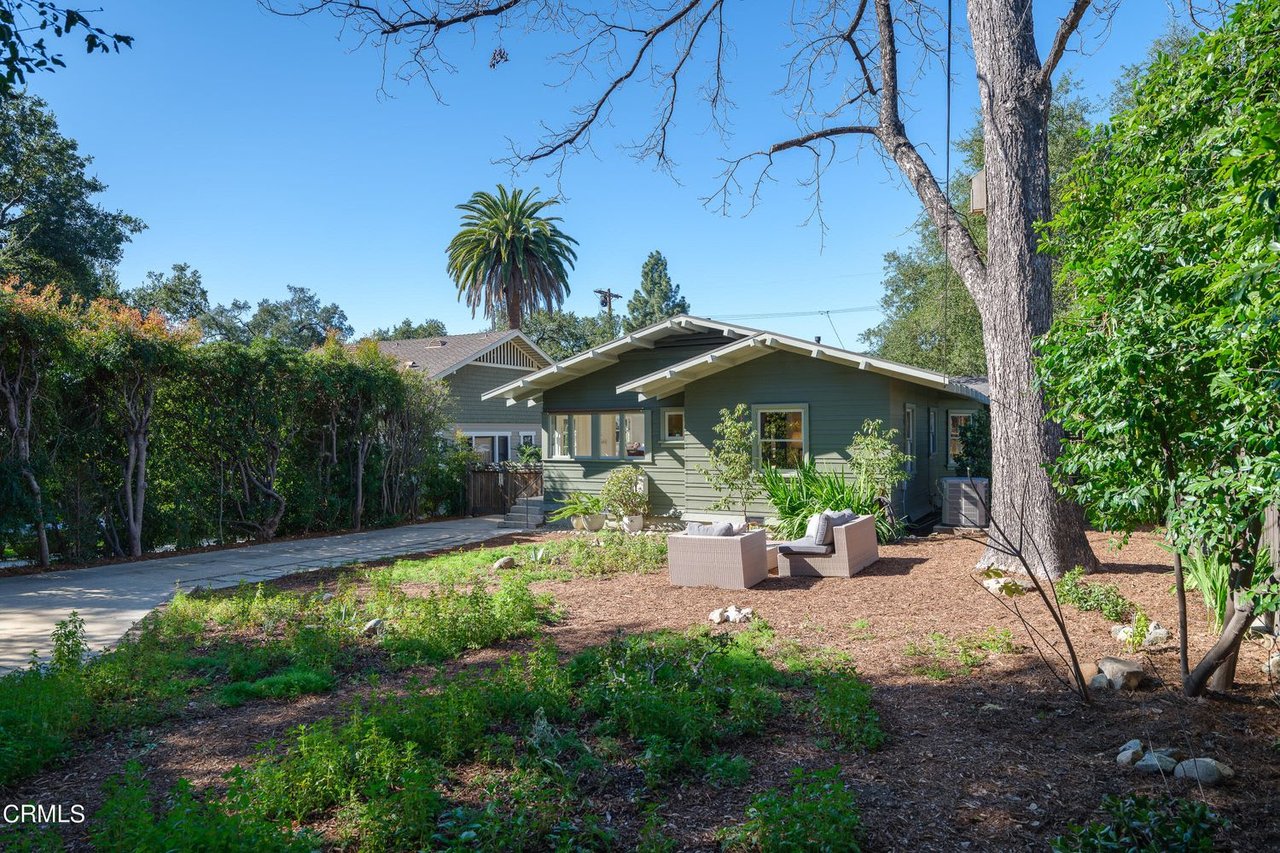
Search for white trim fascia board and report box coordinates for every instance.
[480,314,753,401]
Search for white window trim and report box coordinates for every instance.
[947,409,977,469]
[903,404,917,476]
[661,407,686,444]
[752,403,809,470]
[462,431,513,464]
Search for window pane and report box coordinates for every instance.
[760,441,804,469]
[472,436,494,465]
[597,413,620,457]
[497,435,510,462]
[665,411,684,440]
[624,412,646,457]
[948,414,970,464]
[573,414,592,457]
[552,415,570,458]
[759,410,803,441]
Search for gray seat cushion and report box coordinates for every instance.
[824,509,856,529]
[686,521,737,537]
[778,536,835,556]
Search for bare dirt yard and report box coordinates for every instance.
[4,529,1277,851]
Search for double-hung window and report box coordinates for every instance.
[755,405,807,469]
[947,410,975,468]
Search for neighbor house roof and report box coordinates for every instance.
[375,330,551,378]
[481,315,989,406]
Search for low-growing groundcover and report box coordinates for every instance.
[0,568,550,788]
[4,624,885,851]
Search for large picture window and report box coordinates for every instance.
[755,405,807,469]
[948,411,975,468]
[548,411,648,460]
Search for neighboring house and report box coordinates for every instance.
[376,330,551,464]
[481,315,988,522]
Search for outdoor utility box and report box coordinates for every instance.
[941,477,990,528]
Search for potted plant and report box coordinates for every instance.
[600,466,649,533]
[547,492,605,531]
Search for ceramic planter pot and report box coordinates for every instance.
[584,513,606,532]
[571,515,586,531]
[621,515,644,533]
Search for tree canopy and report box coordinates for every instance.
[0,93,144,300]
[623,250,689,333]
[1039,0,1280,695]
[518,308,619,361]
[368,317,448,340]
[0,1,131,96]
[446,186,577,331]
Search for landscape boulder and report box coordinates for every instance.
[1263,652,1280,677]
[1115,748,1143,767]
[362,618,385,638]
[1174,758,1234,786]
[1134,751,1177,774]
[1096,657,1145,690]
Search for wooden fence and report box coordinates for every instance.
[466,466,543,516]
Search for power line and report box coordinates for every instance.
[710,305,880,322]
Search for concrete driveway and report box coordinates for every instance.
[0,516,514,673]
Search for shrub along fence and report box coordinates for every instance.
[0,284,473,567]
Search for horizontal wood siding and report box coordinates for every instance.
[541,337,722,515]
[448,364,542,427]
[681,351,893,516]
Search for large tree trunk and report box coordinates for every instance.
[966,0,1097,578]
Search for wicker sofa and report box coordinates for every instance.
[667,528,769,590]
[777,514,878,578]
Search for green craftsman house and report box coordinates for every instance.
[377,330,551,464]
[481,315,989,523]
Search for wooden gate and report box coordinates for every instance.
[466,466,543,516]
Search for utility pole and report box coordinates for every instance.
[594,287,622,320]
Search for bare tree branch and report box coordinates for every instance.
[1038,0,1093,90]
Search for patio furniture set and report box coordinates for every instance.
[667,510,879,590]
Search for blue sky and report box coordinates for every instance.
[27,2,1185,345]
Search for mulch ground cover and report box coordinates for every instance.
[4,529,1278,851]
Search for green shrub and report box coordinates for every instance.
[760,461,901,544]
[599,465,650,518]
[566,530,668,577]
[845,418,911,503]
[718,767,862,852]
[1055,568,1136,623]
[1051,794,1226,852]
[809,666,885,751]
[702,752,752,787]
[93,762,312,853]
[571,630,785,784]
[217,664,336,707]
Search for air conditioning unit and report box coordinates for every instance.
[941,477,990,528]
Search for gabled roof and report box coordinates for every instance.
[375,330,551,378]
[617,330,989,403]
[479,315,754,405]
[481,314,989,406]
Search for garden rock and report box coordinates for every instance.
[362,618,385,638]
[1174,758,1234,786]
[492,556,517,570]
[1134,751,1177,774]
[709,608,727,625]
[1088,672,1111,691]
[1115,748,1143,767]
[1097,657,1145,690]
[1263,652,1280,677]
[1142,623,1170,647]
[320,592,335,603]
[981,576,1032,596]
[1119,738,1143,753]
[1154,746,1187,762]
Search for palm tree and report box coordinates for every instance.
[446,186,577,330]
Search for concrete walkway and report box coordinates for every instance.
[0,516,514,673]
